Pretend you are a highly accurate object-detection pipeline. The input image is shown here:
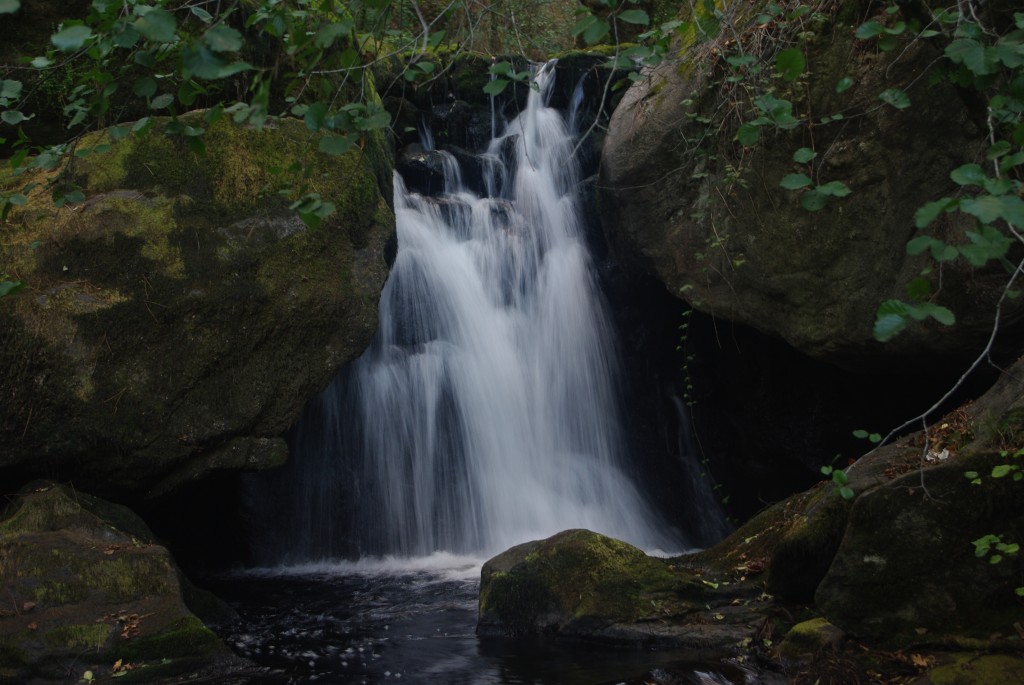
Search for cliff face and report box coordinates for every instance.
[599,0,1023,368]
[0,115,394,498]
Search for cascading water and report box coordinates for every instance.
[247,60,678,564]
[212,60,754,684]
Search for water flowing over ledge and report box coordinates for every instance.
[245,60,683,564]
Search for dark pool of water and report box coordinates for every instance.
[199,558,761,685]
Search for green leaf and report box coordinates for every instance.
[906,276,931,300]
[997,195,1024,227]
[946,38,998,75]
[776,48,805,81]
[133,77,157,98]
[204,25,243,53]
[919,303,955,325]
[839,486,854,500]
[51,25,94,51]
[191,6,214,22]
[318,134,355,156]
[855,22,886,39]
[959,224,1013,266]
[149,93,174,110]
[835,76,854,93]
[874,300,909,342]
[987,141,1012,159]
[1,110,29,125]
[483,78,509,96]
[907,235,940,255]
[0,79,21,101]
[0,280,25,297]
[817,181,851,197]
[992,464,1013,478]
[879,88,911,109]
[984,176,1014,196]
[950,163,987,187]
[618,9,650,25]
[359,109,391,130]
[490,61,514,77]
[570,15,596,37]
[217,61,253,78]
[964,471,979,480]
[780,173,812,190]
[584,18,611,44]
[737,122,759,146]
[182,45,225,79]
[852,429,869,439]
[915,198,958,228]
[109,125,130,141]
[134,8,177,43]
[960,195,1003,224]
[113,25,141,48]
[800,190,828,211]
[315,22,351,49]
[0,0,20,14]
[793,147,816,163]
[727,54,756,68]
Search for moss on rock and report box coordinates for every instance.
[599,0,1020,368]
[776,618,844,660]
[477,529,776,648]
[928,654,1024,685]
[0,113,394,498]
[0,482,240,683]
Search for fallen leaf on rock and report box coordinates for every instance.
[910,653,933,670]
[26,621,38,631]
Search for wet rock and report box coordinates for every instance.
[0,481,244,683]
[599,0,1023,368]
[477,528,771,648]
[0,115,394,499]
[776,618,844,660]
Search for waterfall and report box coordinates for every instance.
[247,61,678,563]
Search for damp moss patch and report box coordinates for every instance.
[0,482,240,682]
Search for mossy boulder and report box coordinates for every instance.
[927,653,1024,685]
[816,442,1024,643]
[0,115,394,498]
[599,0,1023,368]
[0,481,243,683]
[477,528,774,648]
[776,618,844,660]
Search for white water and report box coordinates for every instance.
[250,61,678,563]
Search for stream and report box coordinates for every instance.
[204,557,756,685]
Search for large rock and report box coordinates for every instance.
[0,481,243,683]
[477,528,773,648]
[599,0,1023,368]
[815,363,1024,644]
[0,116,394,498]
